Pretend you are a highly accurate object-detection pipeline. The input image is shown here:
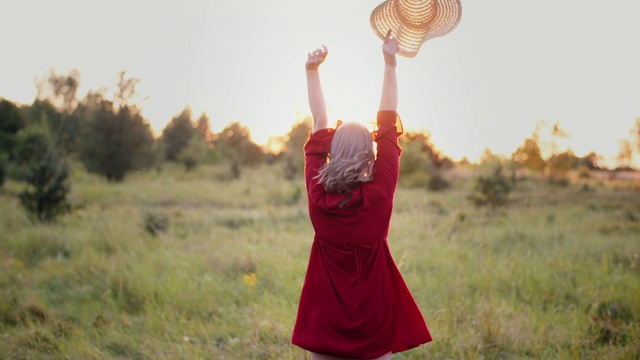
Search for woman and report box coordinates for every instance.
[291,31,432,360]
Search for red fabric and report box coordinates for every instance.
[292,111,432,359]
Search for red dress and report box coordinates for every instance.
[292,111,432,359]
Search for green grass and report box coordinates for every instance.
[1,164,639,359]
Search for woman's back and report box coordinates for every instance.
[292,111,431,359]
[292,32,431,360]
[304,111,402,248]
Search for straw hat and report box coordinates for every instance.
[370,0,462,58]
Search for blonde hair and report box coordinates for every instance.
[315,122,375,193]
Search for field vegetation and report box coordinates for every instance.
[1,162,639,359]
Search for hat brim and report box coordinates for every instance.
[371,0,462,58]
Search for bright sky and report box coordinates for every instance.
[2,0,639,166]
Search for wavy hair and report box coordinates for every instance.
[315,121,375,193]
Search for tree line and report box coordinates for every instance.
[1,69,639,221]
[1,70,273,181]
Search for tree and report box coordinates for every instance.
[547,150,577,184]
[79,100,155,182]
[26,99,62,128]
[32,70,83,153]
[0,152,6,188]
[398,131,451,190]
[280,118,312,178]
[399,139,432,178]
[616,139,634,170]
[283,117,312,155]
[513,137,545,173]
[27,99,83,154]
[113,71,142,111]
[35,68,81,115]
[161,107,195,161]
[546,121,572,183]
[213,122,264,165]
[633,118,640,154]
[177,135,208,171]
[478,147,507,174]
[195,112,215,147]
[399,131,450,169]
[77,73,155,182]
[14,126,71,222]
[577,151,602,171]
[0,99,27,186]
[0,99,26,144]
[550,121,570,157]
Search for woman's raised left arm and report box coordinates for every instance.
[306,45,329,133]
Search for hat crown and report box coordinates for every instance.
[396,0,437,29]
[370,0,462,58]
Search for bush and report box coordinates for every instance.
[547,150,576,185]
[143,212,170,236]
[428,173,450,192]
[230,161,241,179]
[400,170,429,188]
[1,99,27,188]
[468,167,512,210]
[15,127,71,222]
[399,140,431,178]
[177,136,208,172]
[283,155,299,180]
[589,301,634,345]
[0,152,7,188]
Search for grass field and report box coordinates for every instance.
[1,163,639,359]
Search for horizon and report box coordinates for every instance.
[1,0,639,167]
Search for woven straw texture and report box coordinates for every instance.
[371,0,462,58]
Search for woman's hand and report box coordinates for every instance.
[306,45,329,71]
[306,45,329,131]
[382,30,398,67]
[379,30,398,111]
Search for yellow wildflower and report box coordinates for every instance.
[243,272,258,287]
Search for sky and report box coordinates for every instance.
[1,0,639,167]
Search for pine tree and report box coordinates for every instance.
[15,127,71,222]
[0,99,27,187]
[161,107,195,161]
[79,101,155,182]
[76,73,155,182]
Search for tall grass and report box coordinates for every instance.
[1,164,638,359]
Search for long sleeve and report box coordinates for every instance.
[373,111,403,196]
[304,128,335,205]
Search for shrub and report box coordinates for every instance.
[0,152,7,188]
[110,275,146,314]
[428,173,450,192]
[401,170,429,188]
[399,140,431,178]
[283,155,299,180]
[177,136,208,172]
[547,150,577,185]
[468,166,512,210]
[578,166,591,179]
[589,301,634,345]
[143,211,170,236]
[230,161,241,179]
[15,127,71,222]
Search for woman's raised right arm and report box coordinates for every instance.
[375,32,402,192]
[379,30,399,112]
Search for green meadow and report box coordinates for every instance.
[1,163,639,359]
